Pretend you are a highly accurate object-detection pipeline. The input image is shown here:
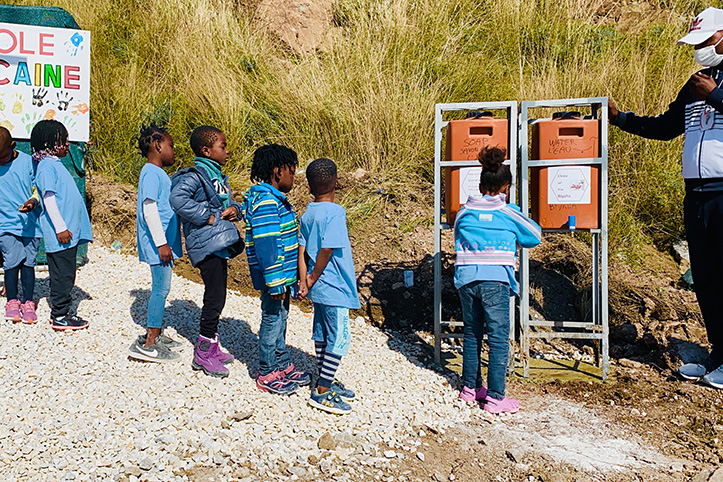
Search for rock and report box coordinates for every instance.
[256,0,335,54]
[308,455,320,465]
[213,453,225,465]
[392,282,405,290]
[231,411,253,422]
[319,458,333,474]
[505,449,523,463]
[618,358,644,369]
[673,240,690,263]
[433,473,446,482]
[138,459,153,471]
[288,466,307,477]
[416,452,425,462]
[613,323,641,344]
[336,430,354,447]
[124,466,142,477]
[352,168,368,181]
[642,332,659,349]
[710,467,723,482]
[384,450,396,458]
[692,470,711,482]
[318,432,337,450]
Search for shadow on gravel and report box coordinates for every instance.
[34,276,92,318]
[128,289,317,379]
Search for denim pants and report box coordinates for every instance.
[458,280,511,400]
[258,289,291,376]
[147,262,173,329]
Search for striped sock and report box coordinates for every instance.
[314,341,326,374]
[318,351,342,389]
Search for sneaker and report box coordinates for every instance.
[51,315,89,331]
[282,363,311,386]
[330,379,356,401]
[5,299,21,322]
[702,364,723,389]
[483,396,520,414]
[308,387,352,415]
[192,335,229,378]
[211,334,234,365]
[20,301,37,324]
[256,371,298,395]
[129,336,180,363]
[679,357,719,381]
[157,331,183,349]
[459,386,487,403]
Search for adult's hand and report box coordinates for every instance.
[208,214,215,225]
[158,244,173,263]
[608,99,619,119]
[689,72,717,100]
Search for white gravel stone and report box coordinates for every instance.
[0,246,472,481]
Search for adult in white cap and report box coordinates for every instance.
[609,7,723,389]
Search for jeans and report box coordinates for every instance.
[685,190,723,364]
[258,289,291,376]
[147,262,173,329]
[458,280,511,400]
[197,255,228,338]
[47,246,78,319]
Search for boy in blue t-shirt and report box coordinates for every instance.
[128,124,183,363]
[31,120,93,331]
[0,127,41,324]
[298,158,360,415]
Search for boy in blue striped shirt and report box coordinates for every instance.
[243,144,311,395]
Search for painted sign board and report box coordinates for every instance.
[0,22,90,141]
[458,167,481,205]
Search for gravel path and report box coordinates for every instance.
[0,246,679,481]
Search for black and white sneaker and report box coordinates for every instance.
[129,336,180,363]
[51,315,89,332]
[139,332,183,350]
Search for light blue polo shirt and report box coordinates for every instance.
[0,151,40,238]
[35,156,93,253]
[299,202,360,309]
[136,163,182,265]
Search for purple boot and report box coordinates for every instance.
[211,334,234,365]
[192,335,229,378]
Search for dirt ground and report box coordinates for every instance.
[87,171,723,480]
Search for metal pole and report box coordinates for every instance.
[519,102,531,377]
[433,105,443,365]
[601,100,610,380]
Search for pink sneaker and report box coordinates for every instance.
[4,299,21,322]
[21,301,37,324]
[483,396,520,414]
[459,386,488,403]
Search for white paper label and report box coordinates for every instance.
[547,166,591,204]
[458,167,481,204]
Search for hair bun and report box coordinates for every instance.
[478,147,506,173]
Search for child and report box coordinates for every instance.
[243,144,310,395]
[298,158,360,414]
[128,124,183,362]
[169,125,242,378]
[31,120,93,331]
[0,126,41,324]
[454,147,541,414]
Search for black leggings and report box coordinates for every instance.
[4,265,35,302]
[197,255,228,339]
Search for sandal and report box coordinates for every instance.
[483,396,520,414]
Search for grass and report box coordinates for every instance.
[7,0,718,258]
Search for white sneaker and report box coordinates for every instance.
[678,362,707,381]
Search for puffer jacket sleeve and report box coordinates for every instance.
[170,170,213,227]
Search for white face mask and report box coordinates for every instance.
[695,37,723,67]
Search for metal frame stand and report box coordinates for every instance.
[433,101,518,365]
[519,97,609,379]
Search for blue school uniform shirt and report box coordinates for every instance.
[136,163,183,265]
[35,156,93,253]
[0,151,40,238]
[299,202,360,309]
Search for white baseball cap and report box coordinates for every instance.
[678,7,723,45]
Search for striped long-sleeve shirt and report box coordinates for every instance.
[453,194,541,293]
[242,183,299,295]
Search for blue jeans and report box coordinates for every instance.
[148,263,173,329]
[258,289,291,376]
[458,280,511,400]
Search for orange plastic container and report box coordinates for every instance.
[530,112,600,229]
[444,113,508,224]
